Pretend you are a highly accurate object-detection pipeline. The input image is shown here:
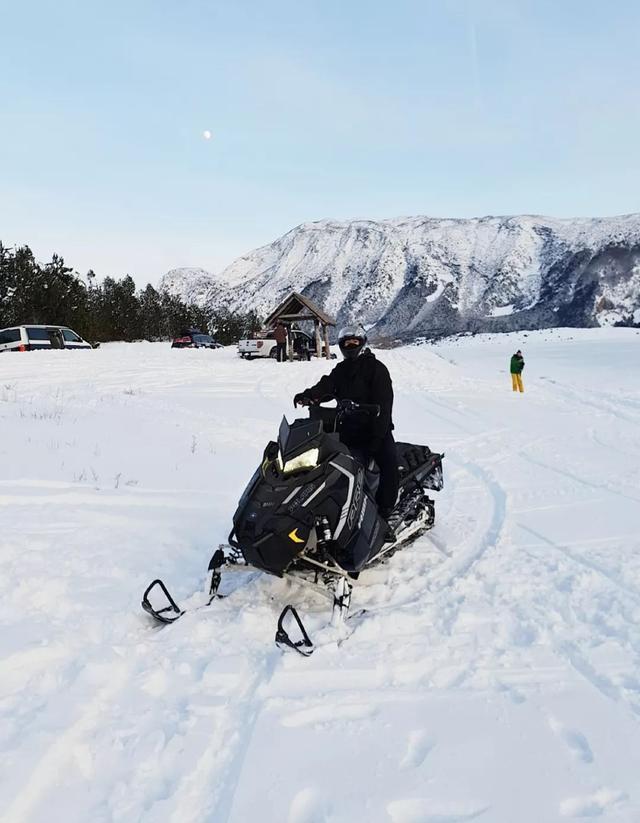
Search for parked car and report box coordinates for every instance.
[171,329,223,349]
[0,325,92,353]
[237,328,332,360]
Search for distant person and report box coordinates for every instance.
[49,329,64,349]
[274,322,287,362]
[510,349,525,393]
[293,333,311,361]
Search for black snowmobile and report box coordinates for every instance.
[142,399,443,653]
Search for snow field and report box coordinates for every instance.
[1,328,639,822]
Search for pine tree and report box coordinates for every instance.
[1,238,261,345]
[138,284,163,340]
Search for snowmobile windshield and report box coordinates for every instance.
[278,416,322,459]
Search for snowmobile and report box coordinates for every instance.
[142,399,444,654]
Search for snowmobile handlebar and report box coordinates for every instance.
[334,399,380,417]
[294,396,380,418]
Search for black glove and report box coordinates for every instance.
[294,392,313,408]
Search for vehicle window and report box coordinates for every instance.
[0,329,21,344]
[192,334,213,344]
[26,327,52,341]
[62,329,82,342]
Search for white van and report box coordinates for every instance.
[0,325,93,353]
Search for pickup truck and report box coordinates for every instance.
[238,328,316,360]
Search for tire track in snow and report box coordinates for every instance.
[1,660,131,823]
[538,376,640,425]
[519,449,640,506]
[135,577,308,823]
[589,426,640,462]
[390,349,640,701]
[202,651,282,823]
[509,527,640,721]
[518,524,640,606]
[393,356,510,590]
[152,645,282,823]
[515,524,640,718]
[369,355,513,660]
[559,641,640,721]
[433,456,507,589]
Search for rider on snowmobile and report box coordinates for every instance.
[293,325,400,520]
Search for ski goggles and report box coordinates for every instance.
[340,337,362,348]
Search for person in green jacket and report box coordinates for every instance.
[510,349,525,393]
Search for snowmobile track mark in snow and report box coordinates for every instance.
[519,523,640,605]
[3,661,131,823]
[519,449,640,506]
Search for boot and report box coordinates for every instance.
[378,507,396,542]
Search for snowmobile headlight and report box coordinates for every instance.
[281,447,320,475]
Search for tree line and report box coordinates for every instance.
[0,243,261,344]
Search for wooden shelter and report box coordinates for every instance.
[264,292,336,361]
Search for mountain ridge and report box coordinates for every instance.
[160,213,640,339]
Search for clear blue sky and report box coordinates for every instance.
[2,0,639,285]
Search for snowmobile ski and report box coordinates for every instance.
[141,578,224,625]
[275,605,314,656]
[141,546,255,625]
[141,579,185,624]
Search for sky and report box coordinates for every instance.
[1,0,639,286]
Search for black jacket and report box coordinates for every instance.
[303,350,394,447]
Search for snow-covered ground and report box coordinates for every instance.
[1,327,640,823]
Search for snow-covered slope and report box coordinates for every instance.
[2,329,640,821]
[165,215,640,339]
[159,267,222,305]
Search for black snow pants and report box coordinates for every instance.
[276,342,287,362]
[370,432,400,516]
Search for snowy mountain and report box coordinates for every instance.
[162,215,640,339]
[159,267,220,306]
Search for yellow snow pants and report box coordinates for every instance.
[511,373,524,393]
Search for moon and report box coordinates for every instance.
[203,130,212,140]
